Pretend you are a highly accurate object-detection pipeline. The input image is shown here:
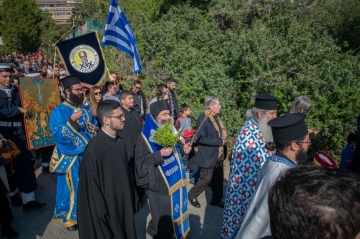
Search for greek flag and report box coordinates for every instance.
[101,0,142,73]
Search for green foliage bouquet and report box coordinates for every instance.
[153,122,179,147]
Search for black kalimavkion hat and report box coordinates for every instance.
[267,113,308,142]
[60,75,81,89]
[254,94,278,110]
[150,100,170,119]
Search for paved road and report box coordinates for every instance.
[8,159,230,239]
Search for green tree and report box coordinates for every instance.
[0,0,54,53]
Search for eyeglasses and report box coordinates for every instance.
[94,92,102,95]
[106,114,125,120]
[297,140,311,145]
[71,88,84,93]
[135,86,141,90]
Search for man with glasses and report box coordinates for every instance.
[235,113,311,239]
[50,75,98,231]
[131,80,145,119]
[78,100,137,239]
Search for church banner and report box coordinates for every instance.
[56,32,107,86]
[19,77,61,150]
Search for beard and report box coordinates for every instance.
[69,91,84,106]
[258,115,274,142]
[110,119,123,131]
[156,118,171,127]
[295,145,309,165]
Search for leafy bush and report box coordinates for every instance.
[72,0,360,162]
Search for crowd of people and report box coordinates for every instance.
[0,53,360,239]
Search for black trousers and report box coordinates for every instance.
[0,179,13,224]
[9,134,37,193]
[188,164,223,202]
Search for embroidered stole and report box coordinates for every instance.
[141,114,190,239]
[50,102,91,173]
[206,110,227,159]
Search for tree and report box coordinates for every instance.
[0,0,54,53]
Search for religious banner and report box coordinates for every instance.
[56,32,107,86]
[19,77,61,150]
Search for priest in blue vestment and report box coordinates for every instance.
[49,75,98,231]
[236,113,311,239]
[135,100,191,239]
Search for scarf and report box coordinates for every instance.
[206,110,227,159]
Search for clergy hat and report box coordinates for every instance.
[268,113,308,142]
[60,75,81,89]
[255,94,277,110]
[0,63,13,72]
[150,100,170,119]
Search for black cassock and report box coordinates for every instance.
[78,130,137,239]
[117,106,144,212]
[135,136,178,239]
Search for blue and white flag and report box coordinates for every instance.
[101,0,142,73]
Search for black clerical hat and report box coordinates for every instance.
[254,94,277,110]
[60,75,81,89]
[150,100,170,119]
[0,63,13,72]
[268,113,308,142]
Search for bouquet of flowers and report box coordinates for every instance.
[153,122,180,147]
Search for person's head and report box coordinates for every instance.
[90,86,102,103]
[23,60,31,70]
[156,83,169,96]
[246,95,278,142]
[38,50,42,55]
[38,55,43,62]
[204,96,221,116]
[25,55,30,61]
[166,77,177,91]
[347,133,358,147]
[61,75,84,105]
[120,90,134,109]
[156,91,169,102]
[289,96,311,113]
[110,72,118,81]
[150,100,171,126]
[0,64,13,88]
[267,113,310,164]
[16,56,21,63]
[79,51,87,60]
[132,80,142,93]
[181,104,191,117]
[96,100,124,132]
[269,165,360,239]
[104,81,116,96]
[89,86,102,117]
[53,66,60,77]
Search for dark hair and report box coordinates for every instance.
[119,90,132,100]
[133,80,142,85]
[89,86,102,117]
[166,76,176,85]
[84,88,90,97]
[103,81,115,92]
[265,135,306,152]
[155,84,168,97]
[180,104,190,113]
[269,165,360,239]
[347,133,357,145]
[156,91,168,101]
[96,100,121,126]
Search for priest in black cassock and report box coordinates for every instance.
[78,100,137,239]
[118,90,143,212]
[135,100,192,239]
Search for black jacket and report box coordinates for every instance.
[21,68,36,76]
[169,90,179,120]
[196,112,224,168]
